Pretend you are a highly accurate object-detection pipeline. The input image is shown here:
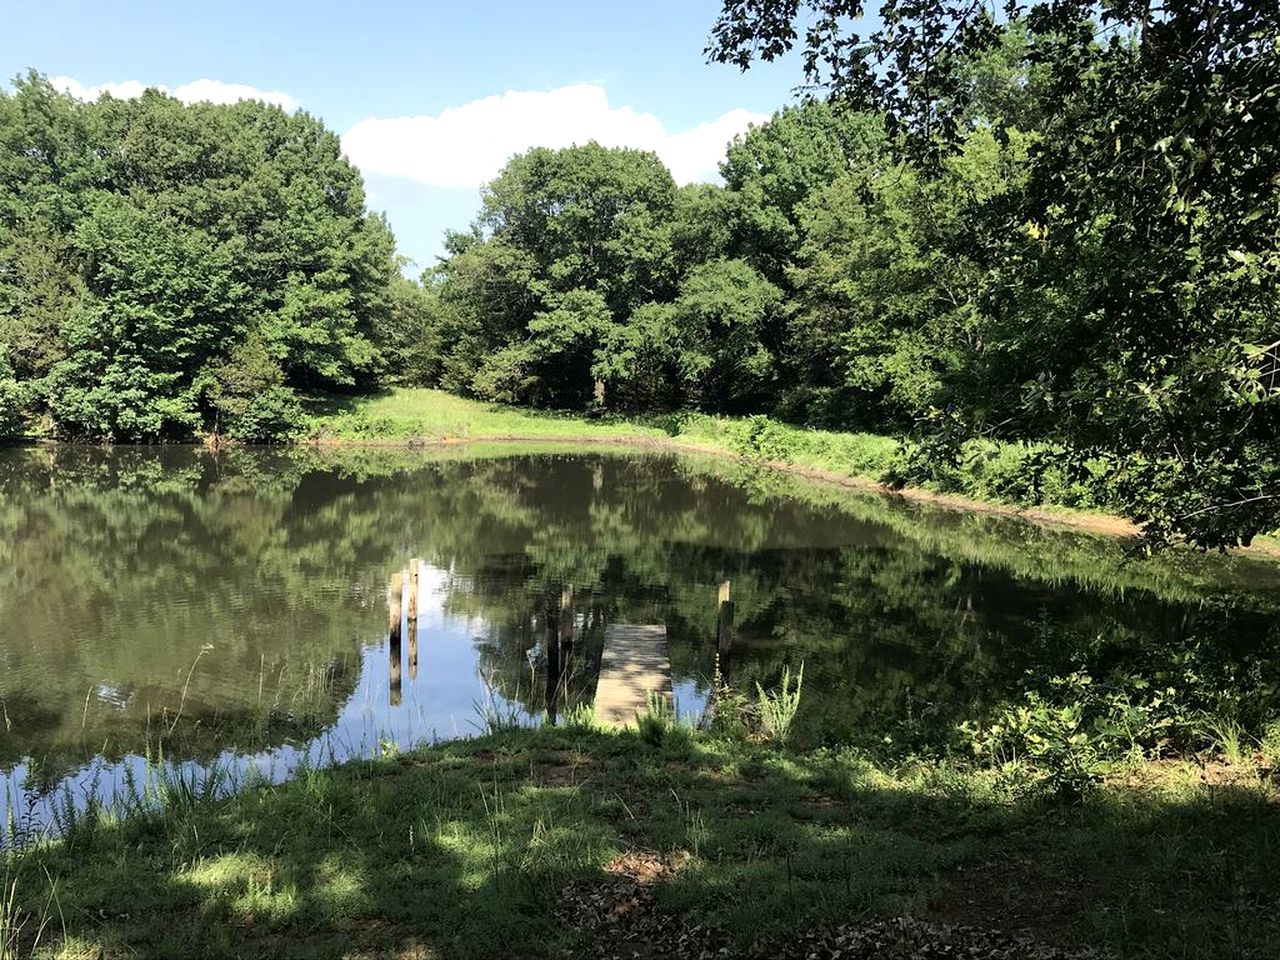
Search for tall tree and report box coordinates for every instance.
[0,74,404,441]
[721,101,886,280]
[708,1,1280,545]
[440,143,679,406]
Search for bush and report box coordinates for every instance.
[0,349,28,439]
[223,386,305,443]
[756,662,804,745]
[1262,721,1280,768]
[730,414,796,463]
[959,671,1182,797]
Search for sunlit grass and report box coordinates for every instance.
[2,726,1277,959]
[305,388,669,442]
[305,389,902,483]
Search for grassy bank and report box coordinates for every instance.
[304,389,1142,533]
[306,389,1280,550]
[3,723,1277,959]
[304,389,903,480]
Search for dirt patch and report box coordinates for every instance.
[529,750,594,787]
[557,850,1101,959]
[555,850,713,959]
[791,795,852,822]
[925,854,1094,949]
[605,850,672,884]
[533,762,589,787]
[1121,757,1278,793]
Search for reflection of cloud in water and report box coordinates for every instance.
[1,446,1276,845]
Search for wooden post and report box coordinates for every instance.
[388,572,403,706]
[559,584,574,650]
[715,579,734,680]
[544,600,561,724]
[407,560,420,682]
[407,558,420,622]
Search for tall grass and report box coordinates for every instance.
[1200,715,1252,764]
[0,866,59,960]
[756,663,805,745]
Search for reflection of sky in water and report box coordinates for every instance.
[1,562,709,843]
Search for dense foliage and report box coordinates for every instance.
[404,4,1278,547]
[704,2,1280,546]
[4,1,1278,549]
[0,72,402,441]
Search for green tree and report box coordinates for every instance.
[440,143,680,405]
[0,347,27,437]
[46,194,243,439]
[721,102,886,281]
[788,127,1034,428]
[708,2,1280,545]
[0,75,403,441]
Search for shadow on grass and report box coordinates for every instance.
[5,727,1279,959]
[299,389,398,420]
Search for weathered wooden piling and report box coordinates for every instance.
[407,558,420,622]
[407,560,420,682]
[715,579,734,678]
[544,601,561,723]
[545,583,574,721]
[388,572,403,706]
[559,584,574,649]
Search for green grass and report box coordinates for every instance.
[304,389,1280,545]
[306,389,901,479]
[304,389,670,443]
[4,726,1277,959]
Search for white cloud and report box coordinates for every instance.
[342,84,768,189]
[50,75,297,111]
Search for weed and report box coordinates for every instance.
[1200,715,1253,765]
[0,865,59,960]
[756,663,805,745]
[706,666,753,739]
[561,703,598,731]
[636,692,679,746]
[1261,721,1280,767]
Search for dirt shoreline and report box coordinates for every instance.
[301,432,1280,559]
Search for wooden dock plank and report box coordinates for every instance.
[594,624,671,727]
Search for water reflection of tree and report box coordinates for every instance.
[2,443,1278,780]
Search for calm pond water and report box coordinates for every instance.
[2,443,1278,840]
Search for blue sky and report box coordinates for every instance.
[1,0,804,271]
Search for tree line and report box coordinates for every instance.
[0,71,404,443]
[1,0,1277,548]
[406,3,1279,548]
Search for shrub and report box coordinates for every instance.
[223,386,305,443]
[1261,721,1280,768]
[730,414,796,463]
[0,349,28,439]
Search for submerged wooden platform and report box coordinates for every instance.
[594,623,672,727]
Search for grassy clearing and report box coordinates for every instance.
[304,389,900,475]
[305,389,1280,545]
[302,388,1157,544]
[3,724,1277,959]
[304,389,669,443]
[305,390,912,489]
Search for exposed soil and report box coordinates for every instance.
[554,850,1104,960]
[925,853,1095,949]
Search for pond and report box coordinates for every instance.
[1,443,1278,841]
